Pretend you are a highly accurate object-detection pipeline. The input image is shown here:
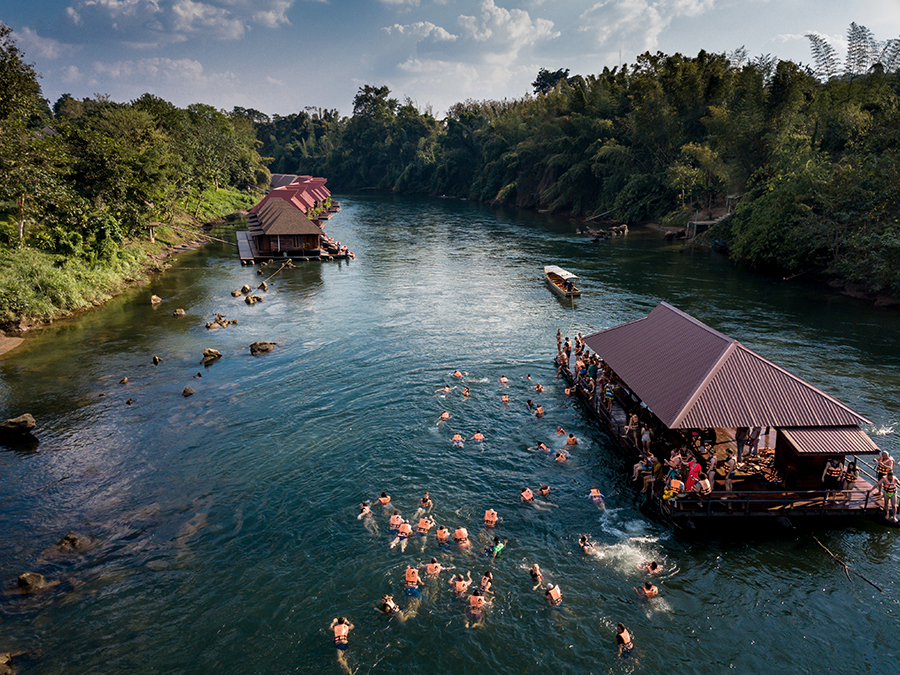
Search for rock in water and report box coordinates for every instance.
[173,309,185,317]
[231,290,241,297]
[56,531,96,554]
[249,341,276,355]
[260,281,268,291]
[119,377,128,384]
[0,414,36,436]
[200,348,222,364]
[241,284,251,294]
[150,294,162,305]
[17,572,47,593]
[183,387,195,397]
[152,356,161,365]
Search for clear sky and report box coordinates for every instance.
[5,0,900,119]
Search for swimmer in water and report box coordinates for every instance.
[390,519,413,551]
[545,583,562,607]
[435,385,453,395]
[527,563,544,590]
[479,570,493,594]
[471,430,485,444]
[404,565,423,597]
[454,526,470,548]
[556,426,566,436]
[330,616,354,674]
[534,383,544,393]
[616,623,634,656]
[536,441,551,453]
[418,492,434,513]
[526,399,534,409]
[526,374,532,381]
[423,557,452,579]
[490,536,507,561]
[499,375,509,385]
[501,393,510,404]
[520,486,535,503]
[555,448,568,463]
[640,561,661,574]
[358,502,378,534]
[437,410,450,424]
[449,571,473,597]
[588,487,605,507]
[636,580,658,599]
[452,432,464,447]
[377,492,392,510]
[388,511,403,534]
[461,387,470,397]
[578,535,594,553]
[483,509,498,528]
[565,433,579,446]
[538,484,550,497]
[435,525,450,546]
[453,370,468,378]
[466,588,491,628]
[535,405,545,418]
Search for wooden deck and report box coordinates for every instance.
[559,353,889,525]
[235,230,350,265]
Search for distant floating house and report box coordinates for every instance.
[236,175,347,264]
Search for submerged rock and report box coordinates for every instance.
[249,341,276,355]
[55,531,97,554]
[231,290,241,297]
[240,284,251,294]
[17,572,47,594]
[150,294,162,305]
[152,356,161,365]
[173,309,186,317]
[182,387,195,397]
[119,377,128,384]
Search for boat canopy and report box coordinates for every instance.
[545,265,579,280]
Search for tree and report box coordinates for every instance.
[532,68,570,95]
[0,23,43,123]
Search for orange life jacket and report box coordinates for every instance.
[484,510,497,525]
[426,563,440,575]
[547,585,562,604]
[405,568,419,584]
[398,522,412,537]
[454,527,468,542]
[378,496,391,505]
[436,528,449,542]
[389,514,402,528]
[417,518,432,533]
[521,488,534,502]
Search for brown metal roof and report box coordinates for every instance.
[253,199,323,236]
[583,302,871,429]
[780,427,880,455]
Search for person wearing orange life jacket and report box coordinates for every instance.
[520,487,535,503]
[454,526,470,547]
[390,520,414,552]
[616,623,634,656]
[435,525,450,546]
[466,588,491,627]
[416,516,435,536]
[388,511,403,534]
[545,583,562,607]
[484,509,498,527]
[329,616,354,674]
[636,581,658,599]
[404,565,423,598]
[538,484,550,497]
[377,492,392,511]
[424,557,451,578]
[449,571,473,597]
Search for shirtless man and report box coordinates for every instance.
[555,448,568,463]
[501,393,510,404]
[872,471,898,522]
[565,433,579,446]
[437,410,450,424]
[435,385,453,395]
[452,432,464,447]
[640,561,661,574]
[452,370,467,378]
[499,375,509,385]
[461,387,470,397]
[556,426,566,436]
[534,383,544,393]
[471,430,485,444]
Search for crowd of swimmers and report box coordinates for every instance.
[331,356,658,670]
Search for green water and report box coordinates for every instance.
[1,194,898,674]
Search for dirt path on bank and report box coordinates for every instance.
[0,335,25,357]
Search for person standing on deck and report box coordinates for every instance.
[875,451,895,493]
[604,381,616,412]
[724,451,737,492]
[564,338,572,362]
[735,427,749,463]
[707,451,718,490]
[872,471,898,521]
[748,427,761,457]
[822,457,844,500]
[556,329,562,352]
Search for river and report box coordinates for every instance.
[1,194,898,675]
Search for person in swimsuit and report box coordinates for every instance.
[499,375,509,385]
[520,487,535,503]
[435,525,450,546]
[416,492,434,516]
[466,588,491,627]
[526,399,534,409]
[534,383,544,393]
[454,526,470,548]
[357,502,378,534]
[636,581,658,599]
[330,616,354,674]
[875,451,894,492]
[641,561,661,574]
[390,519,413,551]
[565,434,579,446]
[435,385,452,395]
[578,535,594,553]
[528,564,544,590]
[555,448,568,463]
[490,536,507,561]
[461,387,470,397]
[471,431,485,444]
[616,623,634,656]
[872,471,899,521]
[588,487,605,506]
[452,433,464,447]
[556,426,565,436]
[479,570,493,594]
[377,492,392,510]
[424,557,451,579]
[538,484,550,497]
[453,370,467,378]
[535,405,544,418]
[404,565,423,597]
[501,393,510,403]
[388,511,403,534]
[536,441,550,453]
[437,411,450,424]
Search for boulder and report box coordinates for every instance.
[249,341,276,355]
[152,356,161,365]
[240,284,251,294]
[231,290,241,297]
[0,652,14,675]
[150,294,162,305]
[257,269,264,276]
[119,377,128,384]
[56,531,96,554]
[182,387,195,397]
[0,414,36,436]
[200,348,222,364]
[173,309,185,317]
[260,281,268,291]
[17,572,47,594]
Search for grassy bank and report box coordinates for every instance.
[0,188,256,330]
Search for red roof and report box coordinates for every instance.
[249,199,323,236]
[583,302,871,429]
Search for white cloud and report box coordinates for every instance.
[579,0,717,53]
[384,22,457,42]
[253,0,294,28]
[92,57,237,87]
[172,0,244,38]
[61,65,83,83]
[458,0,558,48]
[15,27,78,60]
[66,7,82,24]
[266,75,285,85]
[378,0,420,6]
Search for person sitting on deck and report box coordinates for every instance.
[822,457,844,500]
[641,425,653,454]
[871,471,898,522]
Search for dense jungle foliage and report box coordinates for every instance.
[0,23,267,323]
[252,24,900,297]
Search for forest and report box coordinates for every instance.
[252,23,900,299]
[3,21,900,321]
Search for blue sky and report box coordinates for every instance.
[5,0,900,119]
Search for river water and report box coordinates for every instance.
[1,194,899,675]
